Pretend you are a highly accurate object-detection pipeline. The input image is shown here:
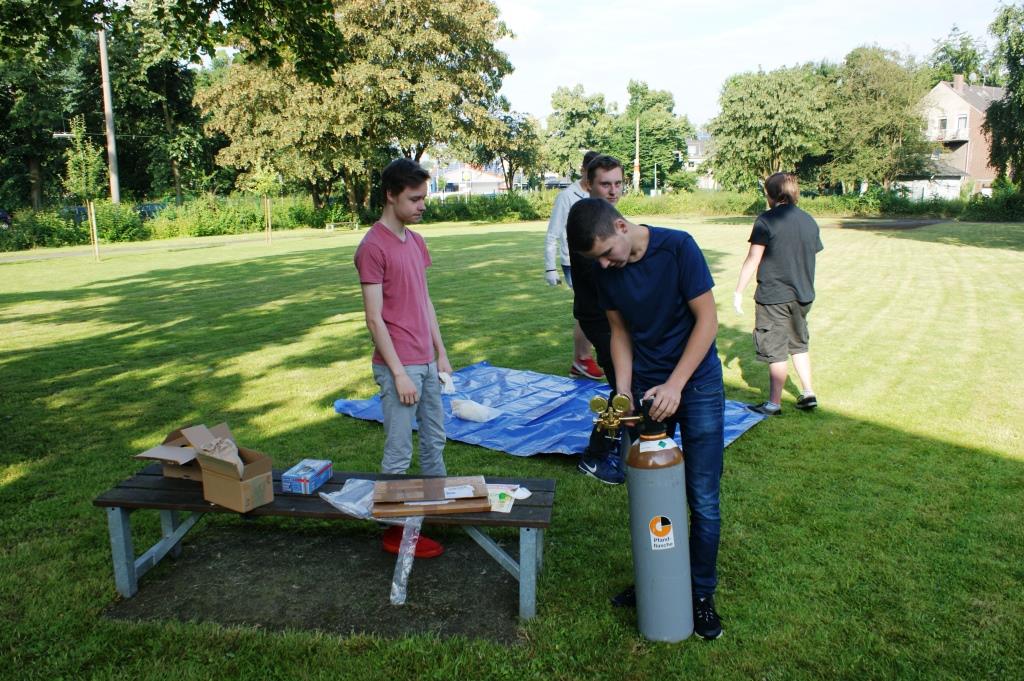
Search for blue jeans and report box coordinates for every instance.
[637,378,725,598]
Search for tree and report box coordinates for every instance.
[984,4,1024,183]
[545,85,612,177]
[0,0,345,84]
[930,25,991,85]
[61,22,211,204]
[470,111,542,190]
[932,27,980,81]
[601,80,693,190]
[707,67,828,190]
[333,0,511,161]
[824,47,932,190]
[62,116,105,203]
[197,0,511,211]
[196,60,361,210]
[0,48,67,208]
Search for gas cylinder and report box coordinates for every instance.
[626,400,693,642]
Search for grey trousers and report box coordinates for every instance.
[372,362,447,476]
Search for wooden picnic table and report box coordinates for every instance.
[93,464,555,619]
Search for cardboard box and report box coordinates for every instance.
[372,475,491,517]
[186,424,274,513]
[132,423,235,482]
[281,459,333,494]
[133,422,274,512]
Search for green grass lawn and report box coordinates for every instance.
[2,218,1022,680]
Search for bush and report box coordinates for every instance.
[0,211,89,251]
[961,191,1024,221]
[147,194,323,239]
[616,190,764,217]
[92,200,149,242]
[421,191,550,223]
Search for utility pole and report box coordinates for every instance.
[633,117,641,192]
[97,29,121,204]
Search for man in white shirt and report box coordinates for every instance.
[543,150,604,380]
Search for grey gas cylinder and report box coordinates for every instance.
[626,415,693,642]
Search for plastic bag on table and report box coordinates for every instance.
[320,478,423,606]
[319,478,376,519]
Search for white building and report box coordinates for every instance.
[432,165,505,196]
[684,137,720,191]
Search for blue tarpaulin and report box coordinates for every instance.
[334,361,765,457]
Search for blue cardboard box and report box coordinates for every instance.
[281,459,333,494]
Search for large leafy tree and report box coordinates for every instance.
[0,0,345,84]
[984,4,1024,183]
[544,85,612,178]
[334,0,511,161]
[707,66,828,190]
[196,60,365,210]
[62,22,211,204]
[0,47,67,208]
[198,0,511,211]
[469,111,543,190]
[824,47,932,190]
[601,80,693,190]
[930,25,994,86]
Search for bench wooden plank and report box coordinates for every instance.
[94,486,553,527]
[134,463,558,493]
[106,474,555,511]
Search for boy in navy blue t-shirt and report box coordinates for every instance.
[566,197,726,640]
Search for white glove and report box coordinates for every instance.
[438,371,455,395]
[545,270,560,286]
[733,291,744,315]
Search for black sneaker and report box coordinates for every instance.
[610,585,636,608]
[693,595,723,639]
[747,401,781,416]
[795,394,818,410]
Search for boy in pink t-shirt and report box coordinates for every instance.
[354,158,451,558]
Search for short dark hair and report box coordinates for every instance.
[381,158,430,199]
[567,198,622,254]
[586,154,623,185]
[581,150,600,170]
[764,172,799,205]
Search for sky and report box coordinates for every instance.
[491,0,1006,128]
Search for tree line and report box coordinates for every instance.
[3,1,1024,215]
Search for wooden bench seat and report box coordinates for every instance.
[93,464,555,619]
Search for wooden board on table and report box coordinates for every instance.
[372,495,493,518]
[372,475,487,504]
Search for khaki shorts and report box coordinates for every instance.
[753,301,812,363]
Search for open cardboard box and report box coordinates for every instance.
[133,423,274,512]
[132,424,239,481]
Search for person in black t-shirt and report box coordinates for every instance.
[573,155,628,485]
[734,172,823,415]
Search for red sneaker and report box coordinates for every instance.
[382,524,444,558]
[571,356,605,380]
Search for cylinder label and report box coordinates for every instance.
[639,439,673,453]
[648,515,675,551]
